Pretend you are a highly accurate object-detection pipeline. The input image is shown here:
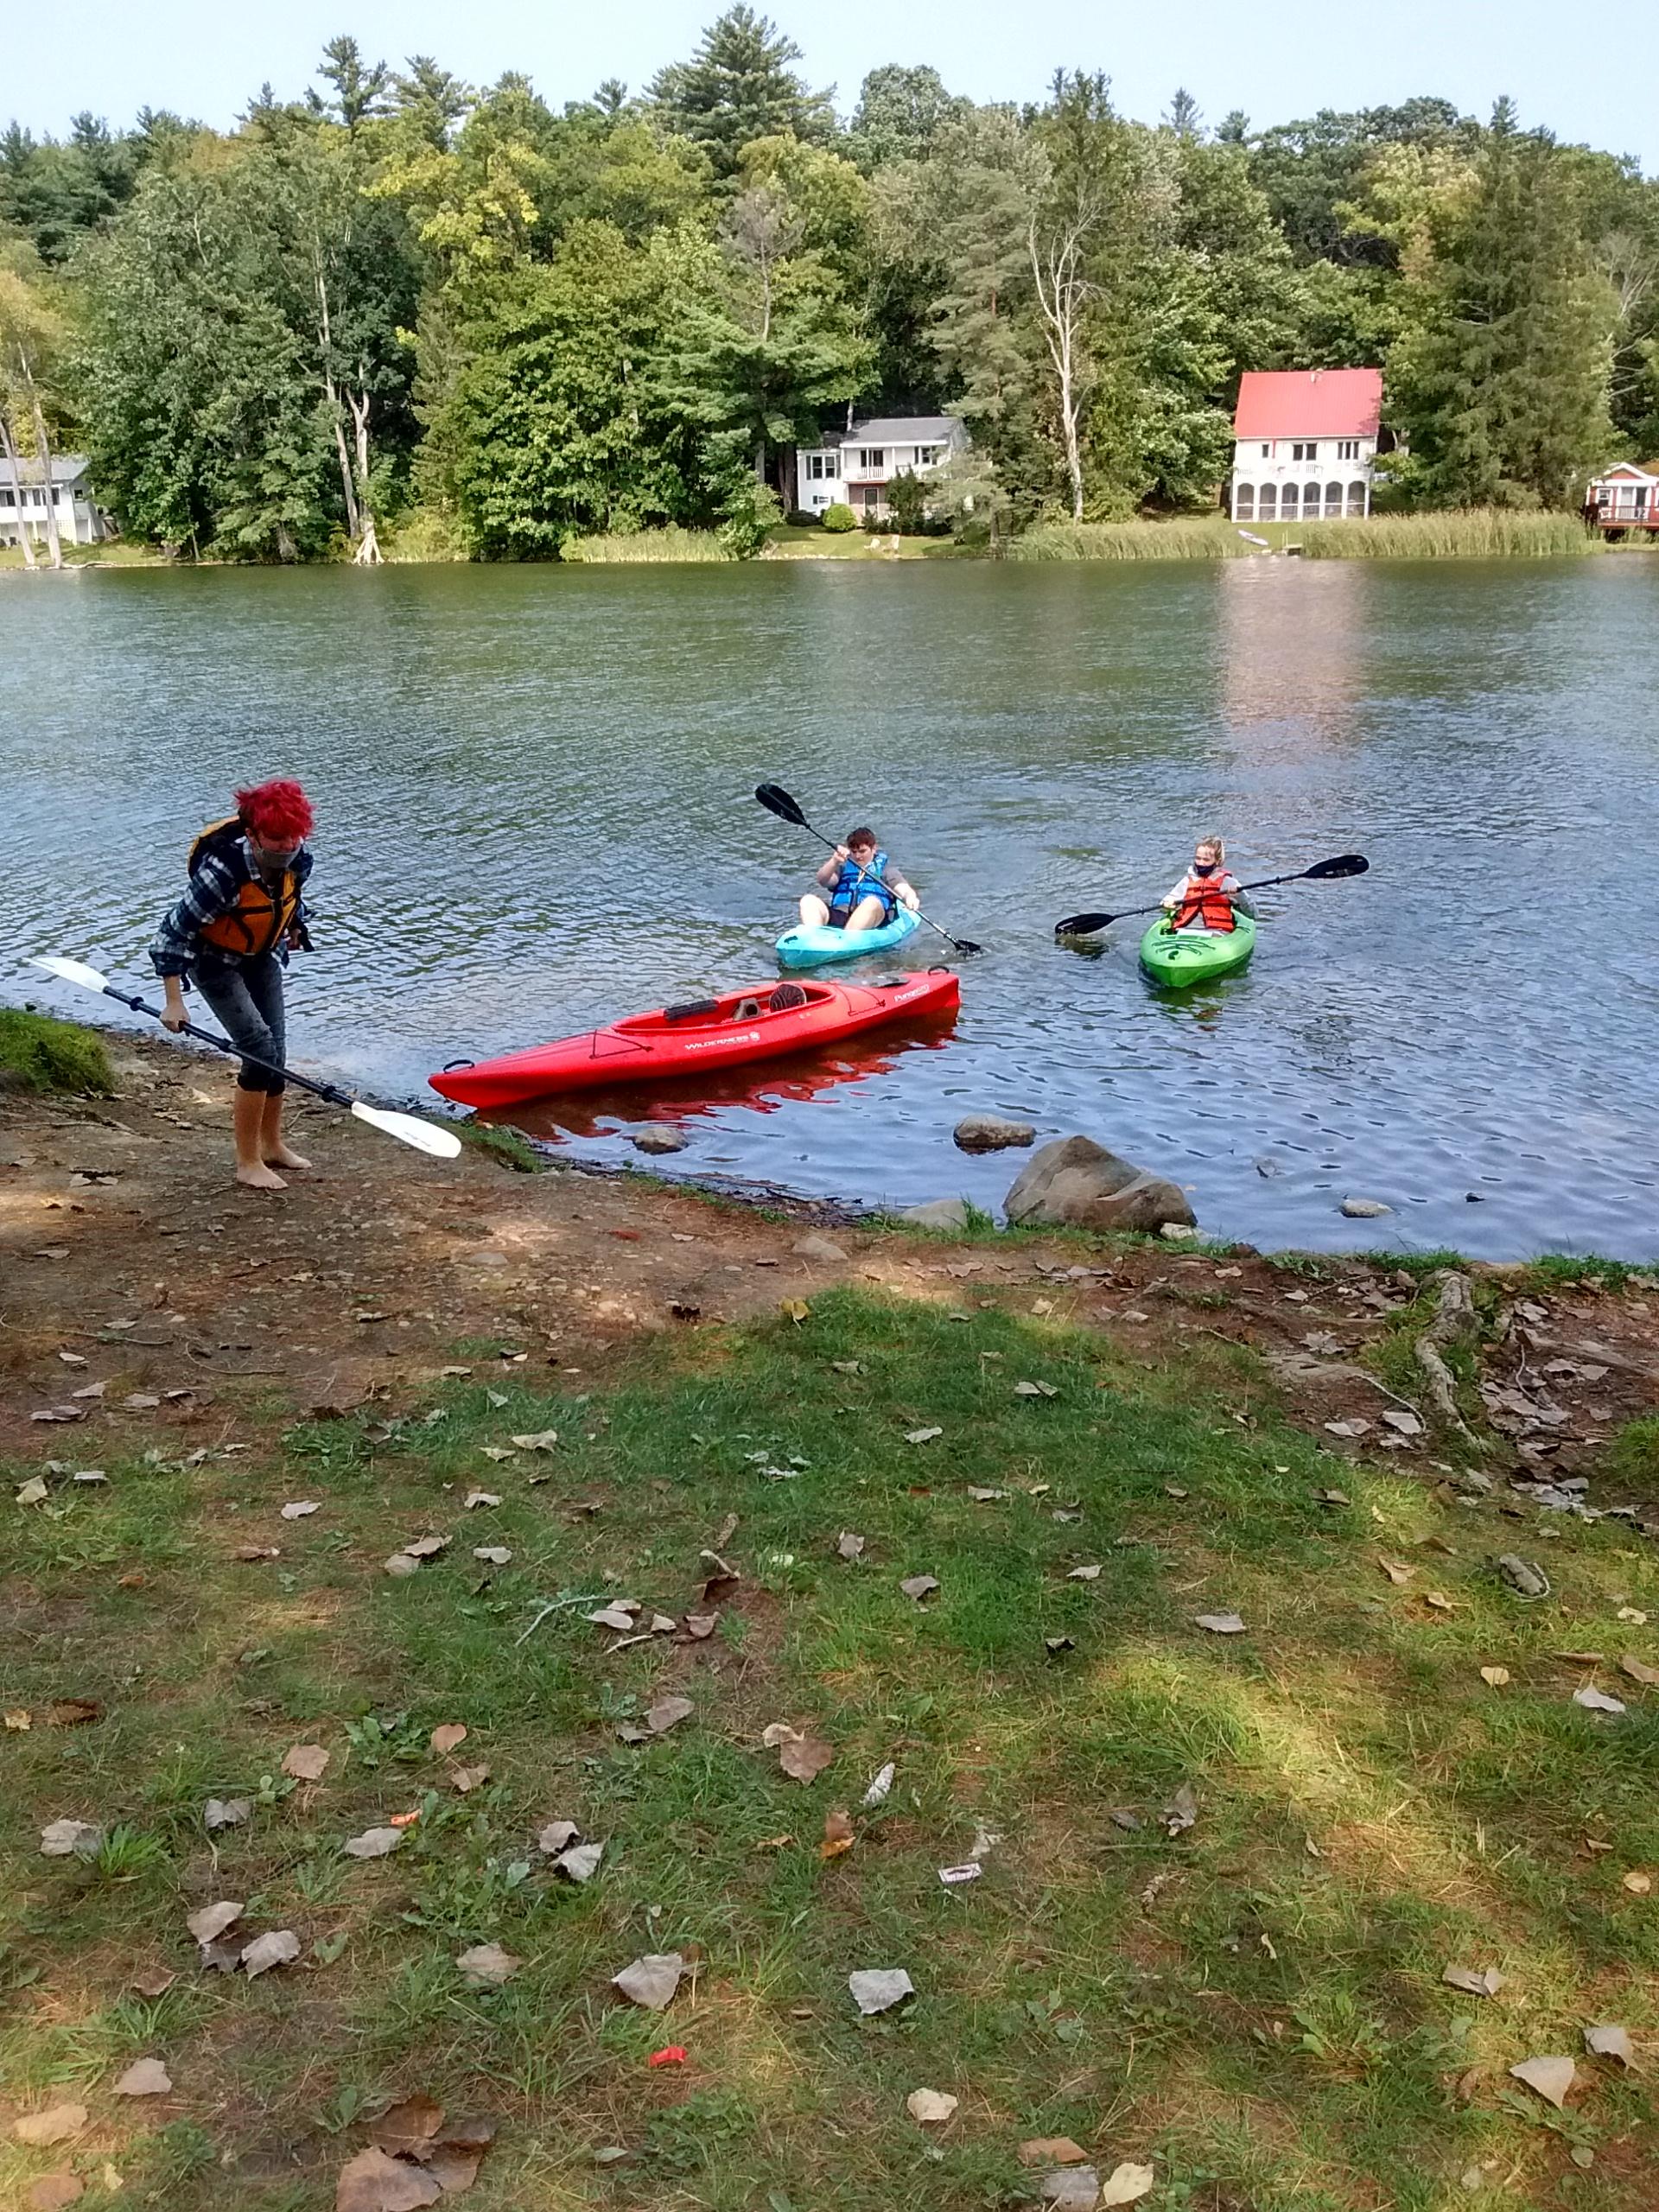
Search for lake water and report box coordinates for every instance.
[4,557,1656,1259]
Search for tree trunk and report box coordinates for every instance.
[347,382,380,565]
[0,410,38,570]
[18,353,63,568]
[1028,216,1091,524]
[315,260,362,540]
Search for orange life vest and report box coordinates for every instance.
[1173,868,1236,932]
[189,816,302,961]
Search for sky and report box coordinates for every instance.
[7,0,1656,173]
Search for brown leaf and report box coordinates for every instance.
[836,1531,866,1561]
[429,1723,467,1758]
[47,1699,102,1728]
[1442,1964,1504,1997]
[683,1613,719,1639]
[1585,2023,1634,2066]
[40,1818,103,1858]
[1621,1870,1651,1894]
[779,1734,834,1784]
[447,1764,491,1795]
[899,1573,940,1602]
[233,1545,281,1562]
[187,1900,245,1946]
[820,1809,855,1860]
[455,1943,520,1987]
[1479,1666,1510,1688]
[129,1967,176,1999]
[1378,1557,1415,1586]
[906,2088,958,2124]
[645,1695,694,1736]
[12,2105,88,2147]
[400,1535,448,1560]
[343,1827,404,1859]
[28,2176,86,2210]
[111,2057,172,2096]
[1194,1611,1247,1635]
[1101,2165,1157,2208]
[334,2145,442,2211]
[203,1797,250,1832]
[241,1929,301,1979]
[283,1743,330,1782]
[369,2094,445,2157]
[1509,2053,1575,2107]
[1619,1653,1659,1687]
[612,1951,684,2009]
[1020,2139,1090,2167]
[420,2145,484,2193]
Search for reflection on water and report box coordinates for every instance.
[3,557,1657,1258]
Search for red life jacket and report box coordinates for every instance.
[1173,868,1236,932]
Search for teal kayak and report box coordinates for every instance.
[1139,912,1256,988]
[775,905,920,969]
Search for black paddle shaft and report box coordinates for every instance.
[1054,854,1369,938]
[753,783,982,956]
[98,981,349,1108]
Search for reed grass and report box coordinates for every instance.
[1009,518,1247,560]
[1299,507,1597,558]
[563,525,732,563]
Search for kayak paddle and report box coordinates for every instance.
[29,956,461,1159]
[1054,854,1369,938]
[753,783,982,957]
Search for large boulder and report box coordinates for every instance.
[1004,1135,1195,1236]
[901,1198,971,1232]
[953,1115,1037,1153]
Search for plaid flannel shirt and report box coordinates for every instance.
[150,837,313,978]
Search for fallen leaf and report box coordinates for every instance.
[779,1734,834,1784]
[40,1819,102,1859]
[1442,1964,1504,1997]
[384,1554,422,1578]
[1045,1635,1075,1655]
[509,1430,559,1451]
[967,1485,1008,1501]
[1509,2054,1575,2107]
[334,2145,442,2211]
[241,1929,301,1979]
[683,1613,719,1638]
[1161,1783,1198,1837]
[645,1695,694,1736]
[283,1744,330,1782]
[1324,1418,1371,1439]
[1479,1666,1511,1688]
[233,1544,281,1562]
[1619,1654,1659,1687]
[46,1698,103,1729]
[613,1952,684,2009]
[129,1967,176,1999]
[904,1427,942,1445]
[474,1547,512,1566]
[368,2095,444,2156]
[448,1764,491,1794]
[588,1605,638,1631]
[5,1709,29,1730]
[1618,1607,1649,1625]
[1585,2023,1634,2065]
[1068,1564,1103,1581]
[204,1797,250,1832]
[1381,1409,1424,1437]
[1622,1870,1651,1894]
[900,1573,940,1602]
[780,1298,810,1322]
[343,1826,405,1859]
[830,1359,865,1376]
[27,2175,85,2210]
[12,2105,88,2147]
[836,1531,866,1561]
[281,1500,321,1520]
[1020,2139,1090,2167]
[1194,1611,1247,1635]
[1101,2164,1156,2207]
[463,1491,501,1510]
[849,1967,913,2015]
[1040,2170,1102,2210]
[938,1861,982,1885]
[400,1535,448,1559]
[456,1942,520,1987]
[429,1723,467,1758]
[1014,1380,1059,1398]
[16,1476,51,1505]
[556,1840,605,1883]
[906,2088,958,2124]
[1574,1686,1627,1714]
[187,1900,245,1945]
[862,1762,895,1806]
[821,1809,855,1860]
[1378,1557,1416,1586]
[111,2058,172,2096]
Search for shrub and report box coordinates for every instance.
[821,502,856,533]
[0,1010,115,1095]
[785,510,820,529]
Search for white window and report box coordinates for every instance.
[1337,440,1360,461]
[1258,484,1277,518]
[1233,483,1255,519]
[1293,442,1319,462]
[857,448,886,471]
[916,445,943,467]
[807,452,838,480]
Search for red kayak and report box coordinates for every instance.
[429,970,960,1109]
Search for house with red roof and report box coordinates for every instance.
[1229,368,1384,525]
[1586,461,1659,534]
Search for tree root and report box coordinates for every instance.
[1414,1270,1486,1451]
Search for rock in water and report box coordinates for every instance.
[901,1198,971,1231]
[631,1128,687,1155]
[954,1116,1037,1154]
[1004,1136,1195,1236]
[1340,1196,1391,1218]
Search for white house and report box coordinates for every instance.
[794,415,969,521]
[0,454,109,549]
[1586,461,1659,535]
[1229,369,1384,524]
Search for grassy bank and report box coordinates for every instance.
[0,1008,113,1094]
[565,527,733,563]
[1010,509,1605,563]
[6,1276,1656,2210]
[1010,518,1253,561]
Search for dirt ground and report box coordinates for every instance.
[4,1030,1657,1511]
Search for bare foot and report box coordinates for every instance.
[235,1161,288,1192]
[264,1146,311,1170]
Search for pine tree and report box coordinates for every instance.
[648,6,833,176]
[1393,109,1615,506]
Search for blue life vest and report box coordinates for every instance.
[830,848,894,917]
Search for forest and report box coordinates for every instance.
[2,8,1656,561]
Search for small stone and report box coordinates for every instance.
[953,1115,1036,1153]
[1340,1197,1392,1218]
[630,1127,686,1155]
[900,1198,970,1231]
[791,1233,848,1261]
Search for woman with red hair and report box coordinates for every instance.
[150,779,317,1191]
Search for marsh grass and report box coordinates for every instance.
[1010,519,1249,561]
[5,1290,1656,2208]
[1300,510,1597,559]
[564,527,732,563]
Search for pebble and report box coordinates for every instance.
[630,1128,687,1155]
[1340,1197,1392,1218]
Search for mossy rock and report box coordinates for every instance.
[0,1009,116,1096]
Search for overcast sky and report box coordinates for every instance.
[8,0,1656,173]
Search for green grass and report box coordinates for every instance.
[763,524,963,560]
[1010,518,1251,561]
[0,1008,115,1094]
[564,526,733,563]
[458,1122,549,1174]
[5,1289,1657,2209]
[1299,509,1598,559]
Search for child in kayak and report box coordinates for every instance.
[799,827,919,936]
[150,779,315,1192]
[1162,836,1254,932]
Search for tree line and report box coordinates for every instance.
[2,10,1655,561]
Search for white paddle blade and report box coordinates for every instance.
[31,955,111,994]
[350,1100,462,1158]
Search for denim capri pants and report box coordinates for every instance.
[193,952,288,1094]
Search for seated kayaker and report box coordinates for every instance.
[1162,837,1254,932]
[799,828,919,936]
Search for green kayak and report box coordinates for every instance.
[1139,912,1256,988]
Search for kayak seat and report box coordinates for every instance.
[734,998,763,1021]
[768,983,808,1012]
[664,998,722,1023]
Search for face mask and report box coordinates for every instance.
[254,844,297,878]
[1192,860,1218,876]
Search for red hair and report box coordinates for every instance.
[236,779,314,845]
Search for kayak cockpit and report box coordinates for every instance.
[617,982,835,1039]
